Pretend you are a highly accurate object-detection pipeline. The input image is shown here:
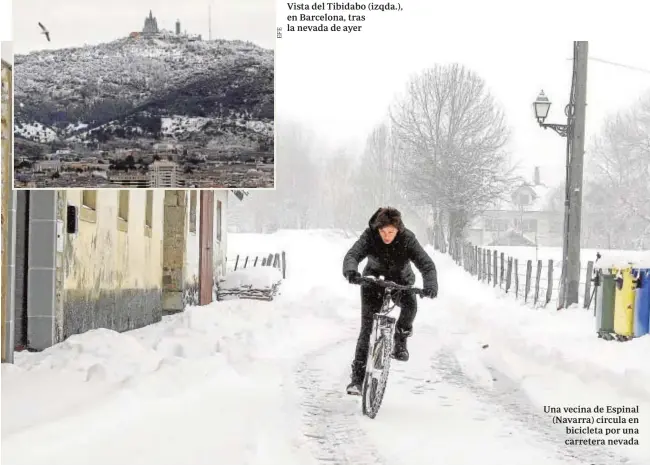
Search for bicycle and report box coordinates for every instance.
[352,276,424,419]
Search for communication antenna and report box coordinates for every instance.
[208,2,212,40]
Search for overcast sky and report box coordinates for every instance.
[276,0,650,187]
[1,41,11,63]
[14,0,274,54]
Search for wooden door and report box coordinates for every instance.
[198,191,214,306]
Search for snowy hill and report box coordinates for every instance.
[13,36,274,149]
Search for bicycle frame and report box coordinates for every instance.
[366,289,398,379]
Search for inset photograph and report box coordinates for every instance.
[2,41,12,198]
[13,0,275,189]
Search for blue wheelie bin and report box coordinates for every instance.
[632,268,650,337]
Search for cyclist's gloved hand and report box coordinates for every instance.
[344,270,361,284]
[422,287,437,298]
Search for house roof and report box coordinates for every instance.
[485,182,552,212]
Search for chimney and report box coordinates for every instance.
[534,166,540,185]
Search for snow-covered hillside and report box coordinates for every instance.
[13,36,274,148]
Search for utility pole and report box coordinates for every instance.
[565,41,589,307]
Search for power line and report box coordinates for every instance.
[589,56,650,74]
[567,56,650,75]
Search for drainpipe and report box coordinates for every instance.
[2,188,17,363]
[2,59,16,362]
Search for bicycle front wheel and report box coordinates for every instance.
[361,334,392,419]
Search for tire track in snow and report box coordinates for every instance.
[294,337,388,465]
[426,345,638,465]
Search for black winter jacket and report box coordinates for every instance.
[342,212,438,291]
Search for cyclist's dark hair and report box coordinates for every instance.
[371,207,405,232]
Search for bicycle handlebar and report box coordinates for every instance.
[352,276,425,296]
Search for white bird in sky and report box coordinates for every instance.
[38,22,50,42]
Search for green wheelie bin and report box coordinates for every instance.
[595,268,616,339]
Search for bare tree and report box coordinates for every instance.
[315,148,359,230]
[228,121,320,232]
[389,63,514,250]
[354,122,402,212]
[585,91,650,248]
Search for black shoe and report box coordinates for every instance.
[392,328,410,362]
[346,380,362,395]
[346,360,365,395]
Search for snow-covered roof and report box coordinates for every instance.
[484,182,553,212]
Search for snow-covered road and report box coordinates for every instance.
[2,230,649,465]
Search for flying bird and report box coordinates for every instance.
[38,22,50,42]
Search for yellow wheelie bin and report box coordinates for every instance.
[613,267,636,339]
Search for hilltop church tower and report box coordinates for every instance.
[142,10,159,35]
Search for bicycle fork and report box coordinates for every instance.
[366,316,396,378]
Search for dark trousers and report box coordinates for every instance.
[353,286,417,367]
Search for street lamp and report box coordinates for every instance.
[532,90,571,138]
[532,91,573,309]
[531,42,588,310]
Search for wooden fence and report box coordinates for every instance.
[228,251,287,279]
[451,242,595,309]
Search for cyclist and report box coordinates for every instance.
[342,207,438,395]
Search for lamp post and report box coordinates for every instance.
[533,89,573,309]
[532,41,588,309]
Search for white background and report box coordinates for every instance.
[0,0,10,41]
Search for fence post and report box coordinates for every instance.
[583,261,594,309]
[506,257,512,293]
[282,251,287,279]
[514,258,519,298]
[500,252,505,287]
[273,253,280,268]
[534,260,542,305]
[546,259,554,305]
[493,250,498,287]
[478,248,482,279]
[525,260,532,302]
[481,249,487,281]
[253,256,258,267]
[234,254,240,271]
[487,251,492,284]
[267,253,273,265]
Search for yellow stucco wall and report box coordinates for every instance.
[63,190,164,294]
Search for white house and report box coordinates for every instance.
[467,167,563,247]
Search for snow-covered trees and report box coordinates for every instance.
[389,64,515,249]
[582,91,650,248]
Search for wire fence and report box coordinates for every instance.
[450,241,595,309]
[226,251,287,279]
